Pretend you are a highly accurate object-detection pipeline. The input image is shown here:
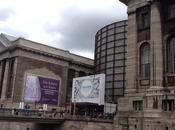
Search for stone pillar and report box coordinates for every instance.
[150,1,163,87]
[75,71,79,77]
[1,60,10,100]
[59,67,68,106]
[125,12,138,94]
[11,58,18,100]
[0,62,3,90]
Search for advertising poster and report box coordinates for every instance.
[72,74,105,105]
[24,74,60,105]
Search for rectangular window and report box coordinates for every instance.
[168,4,175,19]
[107,42,114,48]
[106,82,113,88]
[114,81,123,88]
[107,55,114,61]
[141,63,150,78]
[162,99,174,111]
[101,44,106,50]
[107,62,114,68]
[141,12,149,29]
[137,6,150,30]
[133,100,143,111]
[108,29,115,35]
[106,68,113,75]
[107,35,115,42]
[114,74,124,81]
[106,75,113,81]
[107,48,114,55]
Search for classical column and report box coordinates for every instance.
[75,71,79,77]
[11,58,18,100]
[125,12,138,94]
[1,60,10,100]
[0,62,3,95]
[150,1,163,87]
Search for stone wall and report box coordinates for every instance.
[0,120,113,130]
[0,122,36,130]
[13,56,68,106]
[58,120,113,130]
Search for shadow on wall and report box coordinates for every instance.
[37,124,59,130]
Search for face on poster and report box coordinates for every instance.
[24,75,60,105]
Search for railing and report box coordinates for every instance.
[0,108,114,123]
[65,112,115,123]
[0,108,64,119]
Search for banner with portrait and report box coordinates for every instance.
[24,74,60,105]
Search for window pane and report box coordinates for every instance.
[108,29,114,35]
[115,53,124,60]
[107,55,114,61]
[168,4,175,19]
[141,12,149,28]
[168,37,175,73]
[106,68,113,75]
[101,44,106,50]
[140,43,150,78]
[102,32,106,38]
[115,67,124,73]
[106,82,113,88]
[107,48,114,55]
[107,62,113,68]
[115,46,125,53]
[114,81,123,88]
[114,74,124,81]
[106,75,113,81]
[115,60,124,67]
[107,42,114,48]
[101,57,106,63]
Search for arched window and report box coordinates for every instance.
[140,43,150,78]
[167,37,175,73]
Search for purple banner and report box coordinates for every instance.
[24,75,59,105]
[38,76,59,105]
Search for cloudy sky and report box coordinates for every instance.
[0,0,127,59]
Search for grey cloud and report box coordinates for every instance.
[45,4,127,55]
[0,27,28,38]
[0,8,15,21]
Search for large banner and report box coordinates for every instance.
[72,74,105,105]
[24,74,60,105]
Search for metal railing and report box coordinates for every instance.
[0,108,114,123]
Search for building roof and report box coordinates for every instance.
[0,33,94,66]
[119,0,129,5]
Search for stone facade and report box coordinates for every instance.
[0,120,113,130]
[59,120,113,130]
[0,35,94,109]
[116,0,175,130]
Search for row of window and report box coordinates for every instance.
[96,21,127,36]
[133,99,174,112]
[96,40,125,49]
[140,37,175,79]
[96,34,125,46]
[97,29,126,40]
[96,53,125,61]
[96,45,125,54]
[106,81,124,89]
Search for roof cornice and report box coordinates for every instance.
[119,0,129,5]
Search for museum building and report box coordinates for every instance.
[115,0,175,130]
[0,33,93,109]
